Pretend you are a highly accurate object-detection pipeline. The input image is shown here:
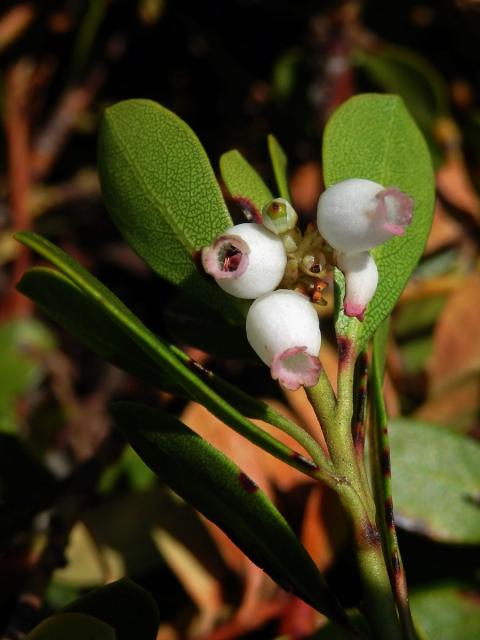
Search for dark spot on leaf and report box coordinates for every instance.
[239,472,258,493]
[391,551,401,575]
[234,196,263,223]
[291,452,319,471]
[360,520,381,548]
[382,446,391,477]
[385,496,395,529]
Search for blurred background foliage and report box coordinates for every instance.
[0,1,479,638]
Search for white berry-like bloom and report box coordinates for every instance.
[246,289,321,390]
[317,178,413,254]
[337,251,378,321]
[201,223,287,299]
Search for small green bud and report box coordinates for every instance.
[262,197,298,235]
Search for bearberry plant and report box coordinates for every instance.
[16,93,435,639]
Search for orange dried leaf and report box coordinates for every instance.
[428,274,480,394]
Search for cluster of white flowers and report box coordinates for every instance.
[202,178,413,391]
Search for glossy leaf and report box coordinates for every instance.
[112,401,349,625]
[323,94,435,350]
[220,149,273,218]
[17,267,181,393]
[63,579,159,640]
[98,99,240,320]
[16,232,322,479]
[268,133,291,200]
[389,419,480,544]
[25,613,115,640]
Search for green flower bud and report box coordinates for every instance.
[262,198,298,235]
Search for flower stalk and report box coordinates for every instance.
[308,323,404,640]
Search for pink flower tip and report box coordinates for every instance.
[344,301,366,321]
[375,187,413,237]
[201,235,249,280]
[271,346,321,391]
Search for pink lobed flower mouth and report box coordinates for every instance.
[374,187,413,237]
[344,301,366,321]
[201,235,250,280]
[271,346,321,391]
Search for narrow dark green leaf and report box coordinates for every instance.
[63,579,159,640]
[112,401,349,625]
[323,94,435,350]
[389,419,480,543]
[220,149,273,218]
[98,99,240,320]
[17,267,181,393]
[268,134,291,200]
[25,613,115,640]
[16,232,322,480]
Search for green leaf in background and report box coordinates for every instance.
[389,419,480,544]
[17,267,182,393]
[25,613,115,640]
[63,578,159,640]
[0,317,55,432]
[112,401,350,627]
[309,584,480,640]
[220,149,273,218]
[411,583,480,640]
[98,99,241,320]
[323,94,435,350]
[268,133,292,200]
[354,46,449,134]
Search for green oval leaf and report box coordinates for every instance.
[25,613,115,640]
[323,94,435,349]
[112,401,349,626]
[63,579,159,640]
[220,149,273,218]
[389,419,480,544]
[98,99,240,320]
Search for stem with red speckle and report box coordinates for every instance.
[308,322,402,640]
